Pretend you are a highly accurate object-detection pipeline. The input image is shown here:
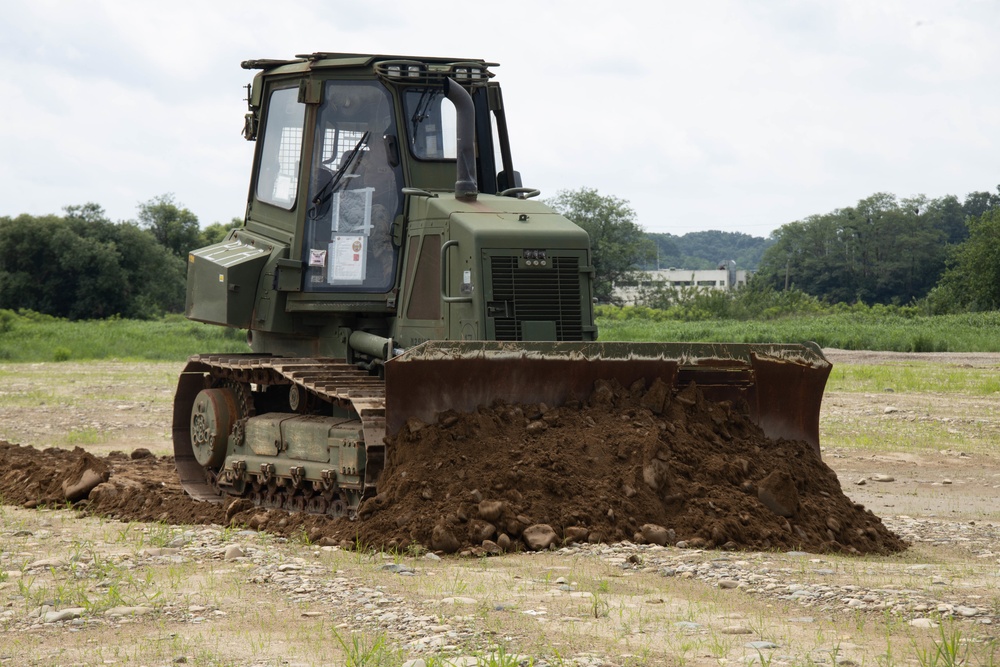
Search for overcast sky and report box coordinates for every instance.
[1,0,997,236]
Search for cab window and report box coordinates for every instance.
[256,87,305,209]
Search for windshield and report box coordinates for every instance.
[302,81,403,293]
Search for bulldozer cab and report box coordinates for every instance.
[244,55,512,301]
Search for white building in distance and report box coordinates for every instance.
[613,264,750,305]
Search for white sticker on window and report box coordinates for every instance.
[308,249,327,267]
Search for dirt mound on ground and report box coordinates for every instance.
[0,443,226,525]
[0,379,905,556]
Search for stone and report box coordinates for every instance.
[63,468,108,501]
[466,519,496,543]
[381,563,414,574]
[431,524,461,554]
[477,500,504,522]
[526,420,547,434]
[522,524,558,551]
[872,474,895,482]
[642,458,671,492]
[910,618,939,628]
[43,608,84,623]
[223,545,245,561]
[563,526,590,544]
[104,606,154,617]
[757,470,799,517]
[226,499,254,522]
[496,533,511,551]
[640,524,674,546]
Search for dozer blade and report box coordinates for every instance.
[384,341,832,454]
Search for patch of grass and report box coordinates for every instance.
[63,427,105,446]
[0,312,248,362]
[331,629,402,667]
[596,309,1000,353]
[828,363,1000,396]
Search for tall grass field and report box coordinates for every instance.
[0,312,248,362]
[0,308,998,363]
[596,309,1000,353]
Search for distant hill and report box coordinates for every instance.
[642,231,773,271]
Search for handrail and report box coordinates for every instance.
[440,240,472,303]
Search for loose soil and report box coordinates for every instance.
[1,374,903,556]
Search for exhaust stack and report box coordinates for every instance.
[443,77,478,201]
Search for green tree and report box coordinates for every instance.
[137,193,201,258]
[922,194,968,245]
[198,217,243,247]
[756,193,946,305]
[962,186,1000,220]
[0,205,185,319]
[928,208,1000,312]
[547,187,654,303]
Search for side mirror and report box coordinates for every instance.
[497,169,522,191]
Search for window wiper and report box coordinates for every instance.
[310,131,371,212]
[410,89,437,140]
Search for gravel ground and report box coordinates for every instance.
[1,353,999,666]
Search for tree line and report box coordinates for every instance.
[549,186,1000,311]
[0,196,239,320]
[1,186,998,321]
[750,189,1000,311]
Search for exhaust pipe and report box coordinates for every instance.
[443,77,478,201]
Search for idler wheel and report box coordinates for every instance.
[190,388,238,468]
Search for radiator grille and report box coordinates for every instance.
[489,256,583,341]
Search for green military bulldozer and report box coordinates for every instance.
[173,53,831,516]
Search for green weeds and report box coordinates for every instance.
[915,623,966,667]
[331,629,401,667]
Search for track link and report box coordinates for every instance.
[172,354,386,516]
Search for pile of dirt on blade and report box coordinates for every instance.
[307,378,906,556]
